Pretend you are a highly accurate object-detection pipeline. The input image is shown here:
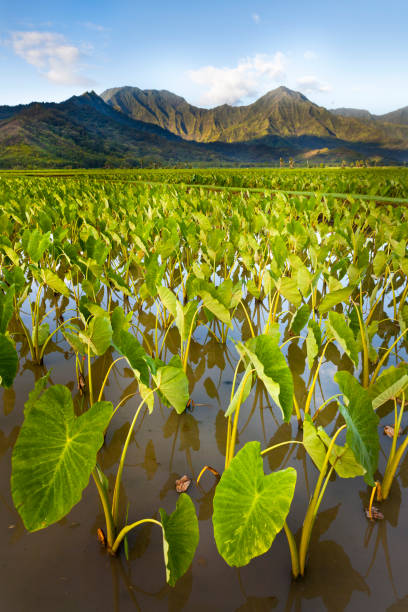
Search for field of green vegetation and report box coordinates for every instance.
[1,168,408,610]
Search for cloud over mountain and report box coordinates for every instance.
[187,53,287,106]
[10,31,93,86]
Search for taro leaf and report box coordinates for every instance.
[276,277,302,308]
[32,322,50,347]
[24,372,51,416]
[335,371,379,486]
[158,286,178,319]
[41,269,70,298]
[111,306,131,345]
[139,381,154,414]
[246,279,261,300]
[24,229,50,263]
[0,284,15,334]
[0,334,18,388]
[225,365,254,417]
[213,441,296,567]
[297,266,312,297]
[4,268,26,295]
[200,291,232,327]
[238,335,294,422]
[154,365,189,414]
[80,315,112,356]
[290,304,310,335]
[317,428,365,478]
[372,251,387,277]
[11,385,112,531]
[176,301,198,342]
[306,320,321,369]
[326,311,359,367]
[303,414,326,470]
[369,365,408,410]
[63,329,87,355]
[159,493,199,587]
[112,329,150,386]
[319,286,354,314]
[398,305,408,332]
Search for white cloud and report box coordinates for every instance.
[304,50,317,60]
[10,31,93,86]
[296,75,331,93]
[80,22,109,32]
[187,52,287,106]
[252,13,261,24]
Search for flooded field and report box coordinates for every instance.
[1,173,408,611]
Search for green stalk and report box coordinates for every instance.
[225,359,242,469]
[97,356,127,402]
[260,440,304,456]
[299,424,346,575]
[370,328,408,384]
[39,316,77,361]
[227,368,254,468]
[110,518,162,555]
[87,342,93,406]
[92,466,115,548]
[283,521,300,579]
[182,307,200,373]
[304,341,331,415]
[240,300,255,338]
[381,393,407,499]
[353,302,369,388]
[111,389,156,527]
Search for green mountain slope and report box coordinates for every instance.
[1,88,408,168]
[101,86,408,149]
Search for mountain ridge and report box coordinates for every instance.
[1,86,408,168]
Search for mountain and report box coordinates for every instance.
[380,106,408,125]
[330,108,374,121]
[0,91,245,168]
[1,87,408,168]
[101,86,408,151]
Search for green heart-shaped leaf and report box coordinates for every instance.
[213,441,296,566]
[335,371,379,486]
[12,385,112,531]
[0,334,18,388]
[159,493,199,587]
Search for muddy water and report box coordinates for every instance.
[1,307,408,612]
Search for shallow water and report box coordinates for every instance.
[2,302,408,612]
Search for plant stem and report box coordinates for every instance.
[92,466,115,548]
[304,341,331,415]
[298,424,346,575]
[110,519,162,555]
[283,521,300,579]
[98,356,127,402]
[111,390,155,527]
[87,342,93,406]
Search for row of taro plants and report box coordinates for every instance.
[0,176,408,584]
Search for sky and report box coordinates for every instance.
[0,0,407,114]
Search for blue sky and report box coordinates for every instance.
[0,0,406,113]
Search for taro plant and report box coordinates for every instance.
[209,370,379,578]
[13,265,75,365]
[11,311,199,586]
[0,284,18,388]
[368,365,408,501]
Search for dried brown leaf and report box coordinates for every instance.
[175,475,191,493]
[365,506,384,520]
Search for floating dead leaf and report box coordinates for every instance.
[97,528,106,546]
[383,425,402,438]
[175,475,191,493]
[365,506,384,521]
